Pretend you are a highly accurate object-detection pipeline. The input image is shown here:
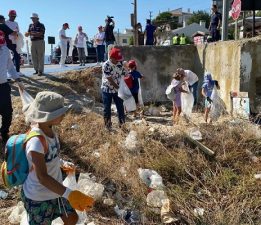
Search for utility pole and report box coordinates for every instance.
[149,11,153,21]
[221,0,229,41]
[133,0,138,46]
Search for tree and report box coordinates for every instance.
[152,12,179,29]
[187,10,211,28]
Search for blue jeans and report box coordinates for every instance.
[96,45,105,62]
[102,91,125,124]
[189,81,198,106]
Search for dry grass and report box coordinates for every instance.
[0,68,260,225]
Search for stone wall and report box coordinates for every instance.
[119,37,261,110]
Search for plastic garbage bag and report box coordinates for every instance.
[18,89,34,113]
[118,78,132,101]
[209,86,225,122]
[124,97,137,112]
[0,190,8,199]
[138,168,164,189]
[138,79,144,107]
[165,84,175,101]
[20,211,29,225]
[78,178,104,200]
[181,83,194,118]
[9,201,26,224]
[63,172,78,190]
[16,32,24,54]
[68,39,74,56]
[146,190,168,208]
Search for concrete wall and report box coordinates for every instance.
[119,46,196,103]
[119,38,260,110]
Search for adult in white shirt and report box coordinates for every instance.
[95,26,105,63]
[5,10,21,74]
[59,23,70,67]
[74,26,88,66]
[177,68,199,106]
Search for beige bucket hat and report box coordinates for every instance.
[25,91,70,123]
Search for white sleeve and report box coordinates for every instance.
[26,137,45,155]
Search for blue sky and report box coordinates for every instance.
[1,0,212,54]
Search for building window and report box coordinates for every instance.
[122,39,128,44]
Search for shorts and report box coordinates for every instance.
[132,92,139,104]
[205,98,212,109]
[21,189,75,225]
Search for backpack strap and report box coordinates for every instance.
[25,131,48,154]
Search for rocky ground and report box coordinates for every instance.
[0,67,260,225]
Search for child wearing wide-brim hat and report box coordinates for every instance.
[22,91,94,225]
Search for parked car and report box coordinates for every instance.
[53,41,97,64]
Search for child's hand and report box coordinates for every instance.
[61,160,76,173]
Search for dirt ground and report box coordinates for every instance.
[0,67,260,225]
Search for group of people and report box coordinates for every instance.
[169,68,219,124]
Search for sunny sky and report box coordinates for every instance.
[1,0,212,54]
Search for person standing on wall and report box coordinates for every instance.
[75,26,88,66]
[209,4,222,42]
[172,34,180,45]
[59,23,71,68]
[179,33,187,45]
[104,16,115,59]
[95,25,105,64]
[0,15,24,146]
[5,10,23,76]
[25,13,45,76]
[144,19,156,45]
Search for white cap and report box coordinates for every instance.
[30,13,39,19]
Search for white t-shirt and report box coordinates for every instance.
[184,70,198,86]
[95,32,105,45]
[75,32,87,48]
[23,128,63,201]
[59,28,67,46]
[5,20,19,44]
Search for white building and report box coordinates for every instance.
[169,8,193,27]
[114,29,133,46]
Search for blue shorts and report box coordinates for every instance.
[21,189,75,225]
[205,98,212,108]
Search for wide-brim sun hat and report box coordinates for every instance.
[25,91,70,123]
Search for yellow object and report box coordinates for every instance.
[180,37,186,45]
[68,190,95,212]
[172,36,178,45]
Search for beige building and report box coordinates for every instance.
[114,29,133,46]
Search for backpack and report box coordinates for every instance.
[124,74,134,89]
[1,131,48,188]
[165,84,176,101]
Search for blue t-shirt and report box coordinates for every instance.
[202,80,216,97]
[130,70,142,93]
[211,12,222,29]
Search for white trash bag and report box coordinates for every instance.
[138,79,144,107]
[165,84,175,101]
[18,89,34,113]
[138,168,164,189]
[118,78,132,101]
[63,172,78,190]
[8,201,26,224]
[209,86,225,122]
[124,97,137,112]
[181,83,194,118]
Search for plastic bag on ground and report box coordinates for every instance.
[124,130,139,153]
[9,201,26,224]
[138,168,164,189]
[181,83,194,118]
[124,96,137,112]
[146,190,168,208]
[20,211,29,225]
[209,86,225,122]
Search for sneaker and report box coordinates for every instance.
[82,63,85,66]
[33,71,38,75]
[38,72,43,76]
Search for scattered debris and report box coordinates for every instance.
[0,190,8,199]
[193,207,205,217]
[123,130,140,153]
[138,168,164,189]
[189,128,203,141]
[103,198,114,206]
[161,199,179,224]
[71,124,80,129]
[146,190,168,208]
[8,201,25,224]
[254,174,261,180]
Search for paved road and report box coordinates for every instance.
[20,63,97,77]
